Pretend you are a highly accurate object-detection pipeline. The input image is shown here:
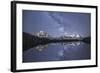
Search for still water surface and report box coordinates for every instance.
[23,42,90,62]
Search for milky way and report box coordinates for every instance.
[23,10,91,37]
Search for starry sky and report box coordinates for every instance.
[23,10,91,37]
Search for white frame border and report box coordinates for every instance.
[16,3,96,70]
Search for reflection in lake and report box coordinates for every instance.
[23,42,90,62]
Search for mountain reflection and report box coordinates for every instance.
[34,42,81,52]
[35,44,48,51]
[23,41,90,62]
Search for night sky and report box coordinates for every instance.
[23,10,91,37]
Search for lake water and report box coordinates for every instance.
[23,41,91,63]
